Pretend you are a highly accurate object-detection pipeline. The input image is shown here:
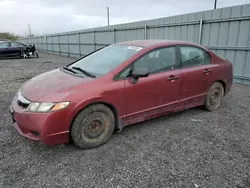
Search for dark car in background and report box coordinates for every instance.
[0,38,9,42]
[0,41,38,58]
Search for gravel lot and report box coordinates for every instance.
[0,53,250,188]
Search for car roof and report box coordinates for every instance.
[117,40,202,48]
[0,41,10,43]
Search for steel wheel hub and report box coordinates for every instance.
[82,113,107,140]
[210,88,220,105]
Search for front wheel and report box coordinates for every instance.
[204,82,224,111]
[19,51,24,59]
[71,104,115,149]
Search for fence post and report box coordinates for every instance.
[58,34,61,55]
[144,25,147,39]
[93,30,96,50]
[77,32,81,57]
[46,36,48,53]
[198,17,203,45]
[113,29,116,43]
[52,36,54,54]
[66,33,70,56]
[43,36,45,52]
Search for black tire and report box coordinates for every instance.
[71,104,115,149]
[204,82,224,111]
[19,51,24,59]
[35,52,39,58]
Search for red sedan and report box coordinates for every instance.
[9,40,233,149]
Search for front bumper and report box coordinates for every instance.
[10,100,71,146]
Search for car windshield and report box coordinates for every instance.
[68,44,143,77]
[19,42,28,46]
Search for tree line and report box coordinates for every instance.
[0,32,20,41]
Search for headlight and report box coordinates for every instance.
[27,102,70,112]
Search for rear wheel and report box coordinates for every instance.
[71,104,115,149]
[204,82,224,111]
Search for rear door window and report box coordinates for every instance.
[180,46,211,68]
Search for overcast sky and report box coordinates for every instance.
[0,0,249,36]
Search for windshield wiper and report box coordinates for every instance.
[62,66,77,74]
[71,67,96,78]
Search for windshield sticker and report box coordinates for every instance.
[127,46,143,51]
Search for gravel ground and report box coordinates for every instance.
[0,53,250,188]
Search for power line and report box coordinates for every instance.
[28,24,32,36]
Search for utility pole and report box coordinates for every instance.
[28,24,32,37]
[106,7,110,26]
[214,0,217,9]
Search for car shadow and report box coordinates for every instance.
[121,106,205,132]
[0,56,37,60]
[27,106,206,155]
[22,103,224,166]
[0,57,21,60]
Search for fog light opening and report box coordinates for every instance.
[30,131,40,137]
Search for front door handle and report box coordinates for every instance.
[203,68,212,74]
[168,75,178,81]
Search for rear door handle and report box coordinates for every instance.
[203,68,212,74]
[168,75,178,81]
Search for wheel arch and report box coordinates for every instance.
[69,101,124,140]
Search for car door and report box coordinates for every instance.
[120,46,181,125]
[9,42,21,56]
[178,45,214,109]
[0,42,10,58]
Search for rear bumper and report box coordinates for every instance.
[10,101,71,146]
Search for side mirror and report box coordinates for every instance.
[131,68,149,79]
[129,68,149,84]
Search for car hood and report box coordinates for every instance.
[21,68,92,102]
